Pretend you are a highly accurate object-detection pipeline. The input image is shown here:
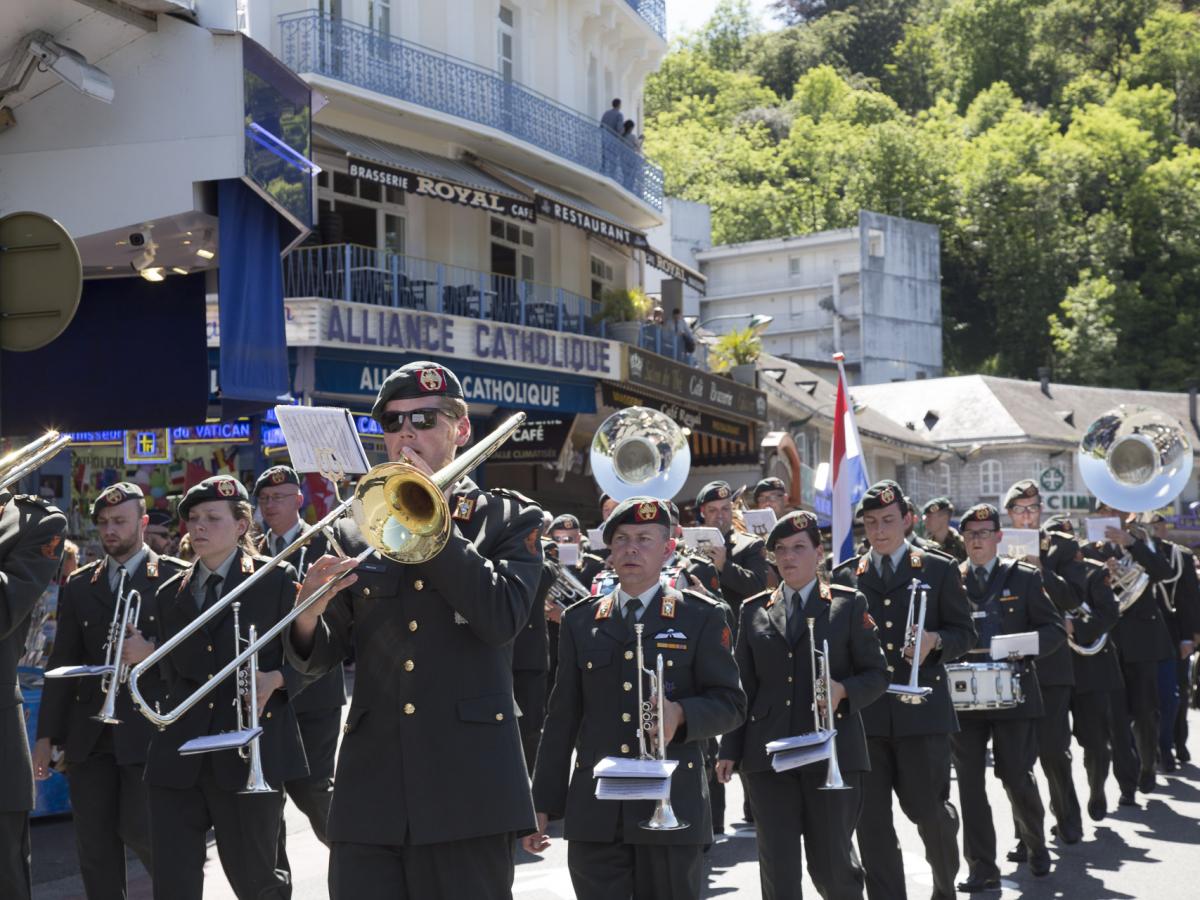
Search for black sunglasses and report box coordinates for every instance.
[379,408,447,433]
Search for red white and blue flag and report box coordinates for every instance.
[831,353,870,566]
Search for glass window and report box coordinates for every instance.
[490,218,505,239]
[358,179,382,203]
[980,459,1002,496]
[498,6,515,81]
[333,171,356,197]
[384,214,405,254]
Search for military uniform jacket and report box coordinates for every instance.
[145,548,309,792]
[1084,538,1174,662]
[930,528,967,563]
[285,478,544,846]
[959,558,1065,721]
[37,551,185,765]
[1032,530,1077,688]
[1070,560,1123,694]
[720,530,770,616]
[1158,541,1200,646]
[0,492,67,812]
[257,527,347,715]
[512,545,553,674]
[719,582,888,775]
[833,546,976,739]
[532,586,746,845]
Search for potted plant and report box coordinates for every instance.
[595,287,651,345]
[710,327,762,385]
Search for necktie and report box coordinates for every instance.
[786,589,806,645]
[113,564,127,594]
[201,572,223,611]
[973,566,988,593]
[881,554,894,582]
[623,597,642,637]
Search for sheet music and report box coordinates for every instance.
[1085,516,1121,543]
[771,743,833,773]
[741,508,777,537]
[990,631,1039,660]
[593,756,678,779]
[178,727,263,755]
[557,543,580,566]
[682,527,724,552]
[587,528,605,550]
[595,777,673,800]
[765,731,834,755]
[273,406,370,475]
[43,664,114,679]
[999,528,1040,560]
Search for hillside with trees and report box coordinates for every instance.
[645,0,1200,388]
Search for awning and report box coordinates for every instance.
[600,383,756,466]
[645,246,707,295]
[481,162,649,249]
[315,125,536,222]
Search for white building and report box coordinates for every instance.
[696,210,943,385]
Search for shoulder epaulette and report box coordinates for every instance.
[1015,559,1041,574]
[744,588,773,607]
[827,582,857,595]
[921,546,957,564]
[680,587,723,609]
[157,555,190,569]
[68,559,104,581]
[489,487,536,506]
[13,493,63,513]
[833,556,861,572]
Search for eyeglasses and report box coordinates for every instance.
[379,408,447,433]
[963,529,998,541]
[1009,503,1042,514]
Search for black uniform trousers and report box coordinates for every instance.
[1071,691,1114,804]
[951,716,1044,877]
[279,707,338,856]
[148,761,288,900]
[1113,659,1160,789]
[328,833,515,900]
[745,769,864,900]
[513,670,547,774]
[1034,685,1080,833]
[858,735,960,900]
[1174,658,1192,756]
[0,811,30,900]
[567,836,703,900]
[67,754,152,900]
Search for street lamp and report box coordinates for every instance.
[689,312,774,333]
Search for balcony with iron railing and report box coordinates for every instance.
[278,13,664,211]
[626,0,667,38]
[283,243,691,361]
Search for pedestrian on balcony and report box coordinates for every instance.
[671,308,697,363]
[601,99,623,178]
[622,119,642,152]
[600,98,624,133]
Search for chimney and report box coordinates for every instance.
[1037,367,1052,398]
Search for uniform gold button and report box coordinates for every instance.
[667,660,674,667]
[343,723,350,734]
[207,673,214,680]
[787,652,794,659]
[622,713,631,722]
[624,651,633,660]
[362,587,371,598]
[785,699,792,706]
[884,599,892,606]
[586,661,593,669]
[404,660,414,672]
[887,665,895,673]
[688,762,695,769]
[409,620,418,632]
[404,703,416,715]
[623,682,633,691]
[885,622,893,629]
[787,676,793,683]
[414,580,424,591]
[621,743,630,753]
[208,702,214,709]
[207,645,213,652]
[495,713,504,721]
[265,711,272,719]
[887,643,895,651]
[149,616,155,621]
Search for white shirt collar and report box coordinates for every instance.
[268,519,305,550]
[108,545,149,589]
[787,577,818,611]
[872,540,910,575]
[618,584,660,620]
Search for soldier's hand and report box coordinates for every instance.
[521,813,551,854]
[1065,618,1076,637]
[819,679,848,717]
[1105,526,1133,548]
[32,738,53,781]
[1105,558,1119,575]
[904,628,937,665]
[399,446,435,477]
[544,597,564,624]
[661,699,686,746]
[120,626,155,666]
[706,542,727,572]
[297,555,360,618]
[714,759,736,783]
[254,670,285,718]
[1182,640,1195,661]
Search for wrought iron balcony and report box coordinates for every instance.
[627,0,666,38]
[278,13,664,210]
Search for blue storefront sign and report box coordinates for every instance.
[313,354,597,415]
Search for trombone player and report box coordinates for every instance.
[523,497,745,900]
[288,361,546,900]
[717,511,888,899]
[35,483,184,900]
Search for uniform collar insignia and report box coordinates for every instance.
[819,582,832,603]
[146,559,159,578]
[91,563,103,584]
[241,554,255,574]
[660,591,677,619]
[765,585,784,608]
[453,496,476,521]
[178,565,195,595]
[1040,535,1051,552]
[856,555,870,576]
[910,550,923,569]
[595,592,617,620]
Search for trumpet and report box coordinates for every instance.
[808,621,849,791]
[0,430,72,492]
[129,412,528,730]
[634,622,688,832]
[233,604,273,793]
[886,579,932,703]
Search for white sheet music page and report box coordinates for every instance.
[273,406,370,475]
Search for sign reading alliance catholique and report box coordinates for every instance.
[348,156,536,222]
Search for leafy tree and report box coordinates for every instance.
[1048,272,1123,383]
[1130,4,1200,145]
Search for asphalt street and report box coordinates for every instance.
[32,708,1200,899]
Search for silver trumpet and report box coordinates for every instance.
[886,579,933,704]
[635,623,688,832]
[233,603,274,794]
[808,620,849,791]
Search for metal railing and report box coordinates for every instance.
[278,13,664,210]
[626,0,666,38]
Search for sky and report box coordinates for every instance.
[666,0,782,40]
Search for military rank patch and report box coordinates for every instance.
[91,563,103,584]
[660,595,677,618]
[241,555,256,574]
[819,582,832,603]
[721,626,732,650]
[146,560,159,578]
[524,528,541,557]
[594,594,616,620]
[910,552,923,569]
[856,556,870,576]
[41,534,63,560]
[863,611,877,630]
[453,496,475,521]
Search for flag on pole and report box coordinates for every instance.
[831,353,870,566]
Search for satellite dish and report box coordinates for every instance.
[0,211,82,351]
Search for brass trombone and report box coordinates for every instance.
[0,430,72,492]
[128,412,528,730]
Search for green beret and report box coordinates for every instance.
[178,476,249,519]
[549,514,581,532]
[858,480,908,515]
[1043,514,1074,534]
[91,482,144,521]
[602,497,673,545]
[922,496,954,515]
[766,510,819,551]
[696,481,733,507]
[253,465,301,497]
[370,360,464,421]
[1003,479,1040,509]
[962,503,1000,528]
[753,477,787,500]
[145,509,174,528]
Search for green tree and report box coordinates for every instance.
[1048,272,1123,383]
[1131,5,1200,145]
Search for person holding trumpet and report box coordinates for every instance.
[35,483,184,900]
[287,361,546,900]
[524,497,745,900]
[144,476,308,900]
[717,510,888,899]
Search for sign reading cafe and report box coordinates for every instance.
[348,156,535,222]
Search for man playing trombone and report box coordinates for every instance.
[288,361,546,900]
[717,510,888,899]
[523,497,745,900]
[35,483,184,899]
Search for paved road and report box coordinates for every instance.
[33,709,1200,898]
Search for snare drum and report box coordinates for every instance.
[945,662,1023,711]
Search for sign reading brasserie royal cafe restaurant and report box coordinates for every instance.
[205,298,623,382]
[625,349,768,422]
[348,156,536,223]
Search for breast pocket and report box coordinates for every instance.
[579,649,613,673]
[457,693,516,725]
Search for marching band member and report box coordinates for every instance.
[145,476,308,900]
[695,481,770,620]
[1002,480,1083,855]
[752,477,791,520]
[951,504,1064,890]
[524,497,745,900]
[35,483,183,900]
[289,361,545,900]
[921,498,967,563]
[0,488,67,900]
[717,511,888,899]
[832,480,975,900]
[545,514,603,698]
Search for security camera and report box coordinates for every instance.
[129,230,149,247]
